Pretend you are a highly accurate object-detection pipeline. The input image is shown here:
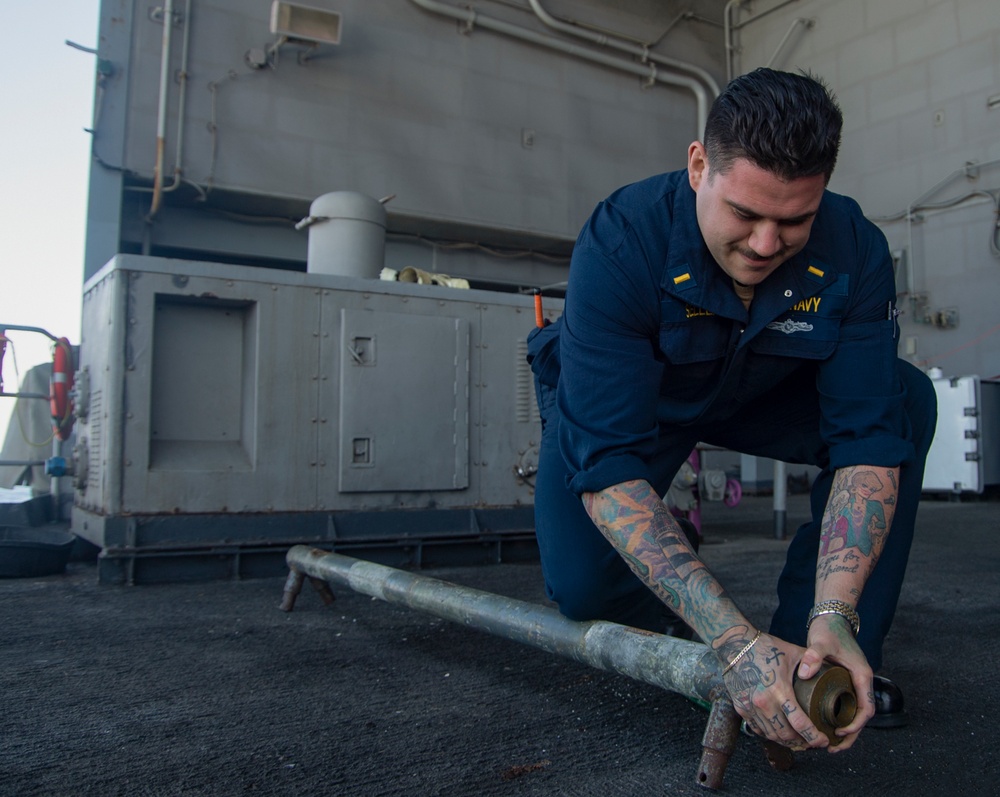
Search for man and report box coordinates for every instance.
[527,68,936,753]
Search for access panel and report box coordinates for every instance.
[338,309,469,492]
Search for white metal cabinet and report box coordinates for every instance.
[923,375,1000,493]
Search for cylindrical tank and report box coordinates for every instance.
[303,191,386,278]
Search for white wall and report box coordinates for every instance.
[735,0,1000,379]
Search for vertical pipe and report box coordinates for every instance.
[697,698,741,789]
[50,437,62,516]
[723,0,743,81]
[160,0,194,196]
[279,569,304,612]
[150,0,175,217]
[773,459,787,540]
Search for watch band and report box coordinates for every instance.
[807,600,860,637]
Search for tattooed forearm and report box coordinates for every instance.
[583,480,751,654]
[817,558,860,579]
[815,464,900,606]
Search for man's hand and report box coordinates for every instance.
[722,631,829,751]
[803,463,898,749]
[580,480,875,752]
[797,614,876,749]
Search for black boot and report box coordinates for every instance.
[867,675,908,728]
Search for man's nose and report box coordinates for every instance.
[748,222,782,257]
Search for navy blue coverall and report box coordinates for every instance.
[528,170,936,671]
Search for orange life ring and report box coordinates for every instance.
[50,337,75,441]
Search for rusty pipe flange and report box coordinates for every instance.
[794,663,857,746]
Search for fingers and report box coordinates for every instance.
[727,633,879,753]
[776,695,828,749]
[747,690,829,751]
[828,728,861,752]
[724,634,829,751]
[797,635,875,749]
[836,668,876,737]
[738,704,826,751]
[796,647,825,680]
[807,645,874,736]
[735,633,877,754]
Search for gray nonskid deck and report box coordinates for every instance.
[0,494,995,796]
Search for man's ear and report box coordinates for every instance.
[688,141,708,191]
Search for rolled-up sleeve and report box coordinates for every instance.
[817,203,914,468]
[558,203,665,496]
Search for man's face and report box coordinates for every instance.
[687,142,827,286]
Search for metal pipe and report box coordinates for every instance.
[286,545,725,702]
[527,0,720,97]
[723,0,744,81]
[773,459,787,540]
[160,0,194,196]
[697,698,741,789]
[50,437,62,513]
[724,0,804,79]
[408,0,709,136]
[647,10,692,49]
[731,0,803,31]
[150,0,175,217]
[0,324,59,342]
[130,0,195,203]
[285,545,739,787]
[765,18,814,69]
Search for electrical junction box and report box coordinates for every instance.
[270,1,342,45]
[922,375,1000,493]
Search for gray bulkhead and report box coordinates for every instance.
[74,0,724,581]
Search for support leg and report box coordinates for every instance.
[696,698,741,790]
[279,569,305,612]
[309,576,336,606]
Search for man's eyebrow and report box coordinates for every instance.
[727,200,819,224]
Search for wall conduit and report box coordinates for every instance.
[725,0,804,80]
[150,0,175,217]
[527,0,720,98]
[150,0,195,217]
[407,0,713,136]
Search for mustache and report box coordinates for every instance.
[737,246,785,261]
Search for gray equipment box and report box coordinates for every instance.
[72,255,559,582]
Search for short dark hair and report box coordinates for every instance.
[703,68,843,182]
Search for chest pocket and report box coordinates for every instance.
[658,306,731,365]
[750,275,848,360]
